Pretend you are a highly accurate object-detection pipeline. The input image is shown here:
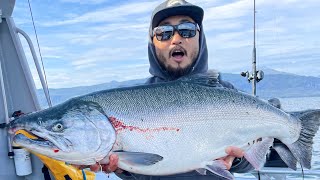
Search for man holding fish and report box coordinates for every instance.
[94,0,253,179]
[8,0,320,180]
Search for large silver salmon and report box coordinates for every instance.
[8,74,320,179]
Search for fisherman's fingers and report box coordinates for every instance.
[215,146,245,170]
[225,146,244,158]
[88,154,121,173]
[89,163,101,172]
[218,156,235,170]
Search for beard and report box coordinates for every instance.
[156,51,198,80]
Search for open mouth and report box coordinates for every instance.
[13,130,59,150]
[170,48,187,61]
[13,132,56,148]
[172,50,185,58]
[14,129,39,139]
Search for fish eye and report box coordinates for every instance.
[52,123,64,132]
[38,120,43,126]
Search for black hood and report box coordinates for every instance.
[146,0,208,84]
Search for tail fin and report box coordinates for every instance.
[286,109,320,169]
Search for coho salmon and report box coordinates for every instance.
[8,74,320,179]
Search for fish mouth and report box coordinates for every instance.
[13,133,57,149]
[12,129,71,152]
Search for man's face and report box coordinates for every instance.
[153,15,200,79]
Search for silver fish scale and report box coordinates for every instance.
[84,82,291,124]
[82,81,301,175]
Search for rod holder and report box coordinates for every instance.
[241,70,264,83]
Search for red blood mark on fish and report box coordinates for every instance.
[109,116,179,133]
[53,149,59,153]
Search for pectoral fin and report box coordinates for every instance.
[205,160,234,180]
[273,142,297,170]
[113,150,163,166]
[244,137,274,170]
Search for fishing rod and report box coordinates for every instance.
[239,1,320,179]
[241,0,264,96]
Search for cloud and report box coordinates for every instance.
[38,63,150,88]
[42,1,158,27]
[70,46,145,68]
[60,0,108,4]
[12,0,320,88]
[200,0,320,77]
[51,22,149,46]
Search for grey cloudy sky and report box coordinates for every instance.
[12,0,320,88]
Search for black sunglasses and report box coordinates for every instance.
[153,22,200,41]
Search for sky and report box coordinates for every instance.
[10,0,320,88]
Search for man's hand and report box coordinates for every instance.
[89,154,122,173]
[219,146,244,170]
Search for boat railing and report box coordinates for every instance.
[16,28,52,107]
[253,167,320,175]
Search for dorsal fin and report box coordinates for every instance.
[178,69,223,87]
